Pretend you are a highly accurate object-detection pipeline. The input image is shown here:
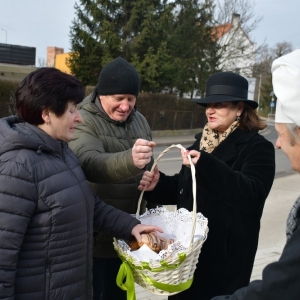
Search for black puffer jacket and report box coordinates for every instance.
[0,116,139,300]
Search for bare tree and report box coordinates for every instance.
[213,0,263,77]
[271,41,293,58]
[38,57,46,67]
[253,41,293,113]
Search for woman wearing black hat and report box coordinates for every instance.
[139,72,276,300]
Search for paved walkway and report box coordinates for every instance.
[133,173,300,299]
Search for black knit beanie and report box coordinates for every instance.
[97,57,140,97]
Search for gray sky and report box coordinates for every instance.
[0,0,299,65]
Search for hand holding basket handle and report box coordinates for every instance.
[138,165,160,191]
[137,144,197,251]
[138,147,200,192]
[114,144,208,298]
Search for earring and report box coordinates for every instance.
[236,116,241,121]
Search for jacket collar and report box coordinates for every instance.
[195,128,258,162]
[0,116,66,156]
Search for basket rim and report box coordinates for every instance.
[113,226,208,270]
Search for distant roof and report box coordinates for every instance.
[212,23,232,40]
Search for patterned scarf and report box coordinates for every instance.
[200,120,239,153]
[286,195,300,240]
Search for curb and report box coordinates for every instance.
[152,128,202,138]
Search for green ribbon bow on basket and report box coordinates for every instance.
[116,252,193,300]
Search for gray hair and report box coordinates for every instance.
[283,123,300,145]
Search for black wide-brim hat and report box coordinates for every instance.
[193,72,258,109]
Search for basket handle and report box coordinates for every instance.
[136,144,197,251]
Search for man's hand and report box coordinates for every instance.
[131,224,163,244]
[138,166,160,191]
[132,139,156,169]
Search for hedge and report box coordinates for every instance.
[0,80,206,130]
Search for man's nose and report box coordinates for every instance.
[119,100,130,111]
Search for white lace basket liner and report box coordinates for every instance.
[113,144,209,299]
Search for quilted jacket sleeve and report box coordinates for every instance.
[0,160,37,299]
[93,195,140,240]
[69,114,144,184]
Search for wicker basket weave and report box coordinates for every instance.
[114,144,208,298]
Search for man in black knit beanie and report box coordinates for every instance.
[69,57,156,300]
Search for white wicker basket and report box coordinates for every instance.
[114,144,209,298]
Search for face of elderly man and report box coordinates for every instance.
[275,123,300,172]
[99,94,136,122]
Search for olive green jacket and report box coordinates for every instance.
[69,95,152,257]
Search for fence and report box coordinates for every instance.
[1,81,207,131]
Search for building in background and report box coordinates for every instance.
[47,46,63,67]
[0,43,37,81]
[55,52,72,74]
[214,13,255,78]
[46,47,72,74]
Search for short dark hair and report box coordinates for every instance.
[15,67,84,125]
[238,103,267,131]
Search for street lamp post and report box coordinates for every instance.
[1,28,7,44]
[270,91,275,115]
[257,73,262,111]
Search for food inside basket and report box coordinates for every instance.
[128,233,175,253]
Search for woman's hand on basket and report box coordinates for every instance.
[181,149,201,167]
[138,166,160,191]
[131,224,163,244]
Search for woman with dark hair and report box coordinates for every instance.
[139,72,276,300]
[0,67,161,299]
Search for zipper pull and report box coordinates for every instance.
[37,145,43,154]
[46,266,51,278]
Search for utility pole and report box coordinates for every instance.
[270,91,275,116]
[1,28,7,43]
[257,73,262,111]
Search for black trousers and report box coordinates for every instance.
[92,257,126,300]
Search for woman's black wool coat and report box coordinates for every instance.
[145,128,275,300]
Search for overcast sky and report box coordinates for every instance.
[0,0,299,65]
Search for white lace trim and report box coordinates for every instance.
[116,207,208,261]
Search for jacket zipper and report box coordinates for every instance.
[60,143,89,299]
[45,264,51,300]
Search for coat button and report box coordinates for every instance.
[180,189,183,194]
